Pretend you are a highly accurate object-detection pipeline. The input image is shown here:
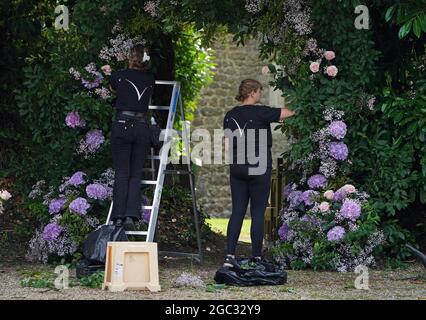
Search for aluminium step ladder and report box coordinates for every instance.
[105,80,203,264]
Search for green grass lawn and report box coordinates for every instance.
[206,218,251,243]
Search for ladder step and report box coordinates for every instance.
[164,169,191,175]
[147,155,161,160]
[149,105,170,110]
[125,231,148,236]
[142,205,153,210]
[141,180,157,185]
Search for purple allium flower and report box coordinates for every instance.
[67,171,86,187]
[288,191,303,208]
[340,199,361,221]
[42,223,63,242]
[278,223,290,241]
[69,197,90,215]
[86,184,108,200]
[65,111,86,129]
[307,174,327,189]
[48,198,67,215]
[327,226,346,241]
[328,121,347,140]
[301,190,319,206]
[333,188,347,201]
[328,142,348,160]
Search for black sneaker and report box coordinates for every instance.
[114,218,123,227]
[223,255,240,269]
[123,217,136,231]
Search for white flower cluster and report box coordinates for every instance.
[0,189,12,215]
[99,34,146,62]
[174,272,205,288]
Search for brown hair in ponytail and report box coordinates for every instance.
[235,79,263,102]
[128,44,150,71]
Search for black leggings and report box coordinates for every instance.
[226,165,272,257]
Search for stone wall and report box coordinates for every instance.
[192,34,290,217]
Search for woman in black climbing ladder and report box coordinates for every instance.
[222,79,295,268]
[108,44,155,231]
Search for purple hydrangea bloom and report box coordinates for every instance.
[48,198,67,215]
[333,188,347,201]
[65,111,86,129]
[328,142,348,160]
[141,196,151,223]
[278,223,290,241]
[86,130,105,150]
[78,130,105,157]
[307,174,327,189]
[301,215,321,227]
[327,226,346,241]
[340,199,361,221]
[283,184,293,198]
[42,223,63,242]
[86,183,108,200]
[81,71,103,89]
[288,191,303,208]
[67,171,86,187]
[328,121,347,139]
[69,197,90,215]
[301,190,319,206]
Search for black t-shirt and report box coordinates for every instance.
[109,68,155,112]
[223,105,281,169]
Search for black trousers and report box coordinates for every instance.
[110,115,151,221]
[226,164,272,257]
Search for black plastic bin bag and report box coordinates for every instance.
[214,258,287,286]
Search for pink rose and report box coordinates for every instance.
[310,62,320,73]
[261,66,270,76]
[342,184,356,194]
[323,190,334,200]
[319,202,330,212]
[326,65,338,77]
[101,65,112,75]
[324,51,335,61]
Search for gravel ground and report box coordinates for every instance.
[0,254,425,300]
[1,231,425,300]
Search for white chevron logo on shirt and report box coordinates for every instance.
[125,79,152,101]
[230,117,248,137]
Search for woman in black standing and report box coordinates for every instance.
[108,44,155,231]
[223,79,295,267]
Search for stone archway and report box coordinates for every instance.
[192,34,290,217]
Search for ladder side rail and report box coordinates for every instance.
[146,82,180,242]
[179,93,203,263]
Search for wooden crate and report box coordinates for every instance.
[103,242,161,292]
